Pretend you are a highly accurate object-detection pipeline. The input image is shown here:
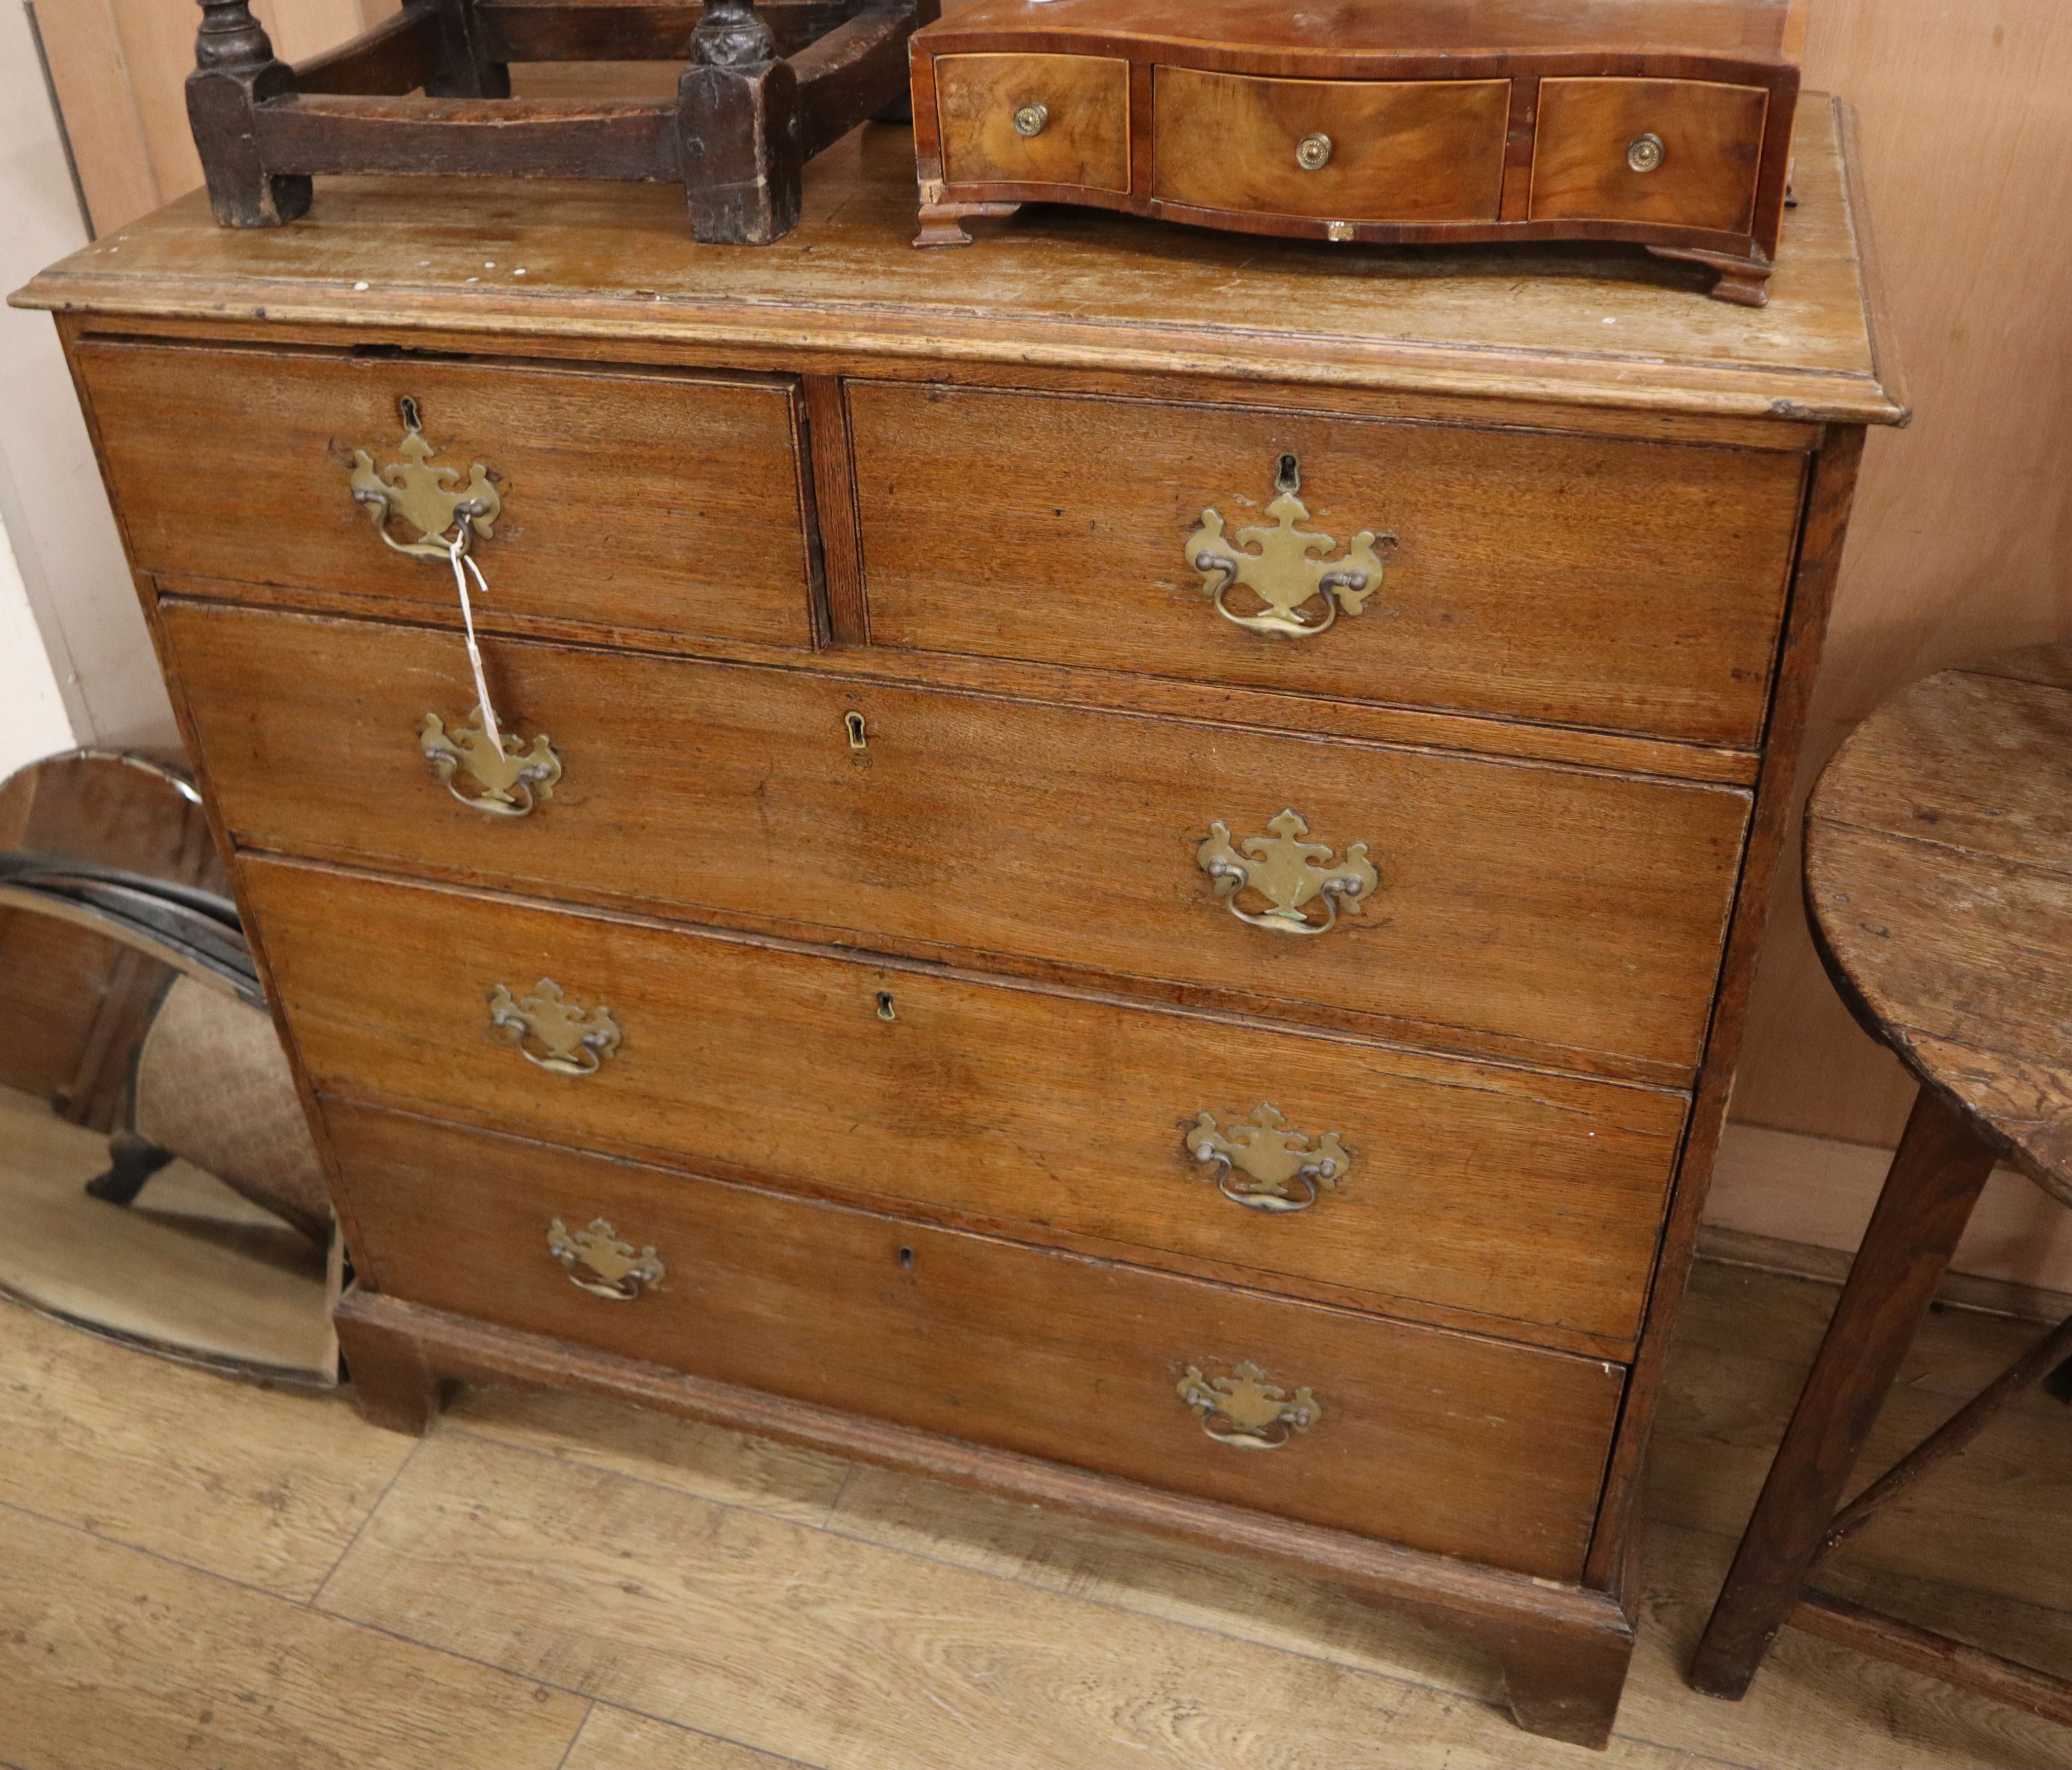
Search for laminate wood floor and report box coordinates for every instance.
[2,1260,2069,1769]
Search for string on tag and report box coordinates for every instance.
[447,526,503,753]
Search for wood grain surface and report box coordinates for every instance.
[76,340,818,650]
[326,1100,1624,1577]
[935,53,1130,191]
[1805,643,2072,1207]
[238,856,1687,1353]
[164,600,1752,1076]
[1150,72,1508,222]
[849,378,1806,747]
[1531,79,1769,234]
[12,105,1902,426]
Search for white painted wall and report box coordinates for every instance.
[0,509,73,779]
[0,0,176,760]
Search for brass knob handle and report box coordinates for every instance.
[548,1217,664,1301]
[1184,455,1391,639]
[421,707,561,817]
[1186,1105,1350,1212]
[348,398,501,560]
[1178,1362,1321,1450]
[1295,132,1332,172]
[489,979,622,1076]
[1012,102,1048,137]
[1196,809,1378,936]
[1626,133,1666,174]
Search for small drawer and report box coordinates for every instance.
[327,1099,1624,1578]
[850,381,1806,749]
[936,53,1130,192]
[1152,71,1509,222]
[1531,78,1769,235]
[166,602,1751,1074]
[76,340,816,649]
[244,859,1688,1348]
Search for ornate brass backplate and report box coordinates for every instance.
[349,401,502,559]
[1184,456,1389,639]
[1177,1361,1321,1450]
[1197,808,1378,935]
[1186,1104,1350,1213]
[421,706,562,816]
[547,1217,664,1300]
[489,978,622,1075]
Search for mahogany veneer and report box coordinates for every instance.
[12,105,1902,1748]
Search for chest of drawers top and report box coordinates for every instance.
[16,101,1897,428]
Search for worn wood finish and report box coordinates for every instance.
[849,379,1805,748]
[1694,641,2072,1716]
[327,1101,1624,1578]
[935,53,1130,192]
[909,0,1800,296]
[180,0,925,244]
[1150,72,1509,223]
[1531,79,1768,235]
[18,100,1903,1747]
[77,340,817,651]
[162,600,1750,1077]
[239,856,1686,1352]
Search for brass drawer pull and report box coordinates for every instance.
[421,706,562,816]
[548,1217,664,1301]
[489,978,622,1075]
[348,398,501,560]
[1187,1104,1349,1212]
[1295,131,1332,171]
[1626,133,1666,174]
[1184,454,1390,639]
[1197,808,1377,935]
[1177,1361,1321,1450]
[1012,102,1048,137]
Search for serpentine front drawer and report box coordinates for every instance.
[846,381,1805,749]
[74,339,817,649]
[162,598,1751,1077]
[324,1097,1625,1580]
[244,856,1687,1352]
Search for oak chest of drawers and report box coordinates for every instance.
[15,101,1903,1747]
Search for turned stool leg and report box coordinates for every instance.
[1689,1086,1999,1697]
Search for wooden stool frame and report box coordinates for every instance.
[187,0,935,245]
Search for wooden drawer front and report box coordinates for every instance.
[170,603,1749,1073]
[245,859,1687,1348]
[1152,71,1508,222]
[327,1100,1623,1577]
[77,340,815,649]
[937,54,1130,192]
[1531,79,1769,235]
[849,383,1804,748]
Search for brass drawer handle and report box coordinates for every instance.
[1295,131,1332,171]
[489,978,622,1075]
[422,706,562,816]
[1177,1361,1321,1450]
[1197,808,1377,936]
[349,397,501,560]
[548,1216,664,1301]
[1012,102,1048,137]
[1187,1105,1349,1212]
[1627,133,1666,174]
[1184,454,1390,639]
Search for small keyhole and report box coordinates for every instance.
[875,991,897,1021]
[844,710,868,752]
[897,1246,915,1270]
[1275,452,1301,494]
[398,394,422,432]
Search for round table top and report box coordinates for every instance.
[1806,640,2072,1211]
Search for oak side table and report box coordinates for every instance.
[1690,640,2072,1726]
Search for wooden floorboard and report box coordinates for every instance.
[0,1258,2068,1768]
